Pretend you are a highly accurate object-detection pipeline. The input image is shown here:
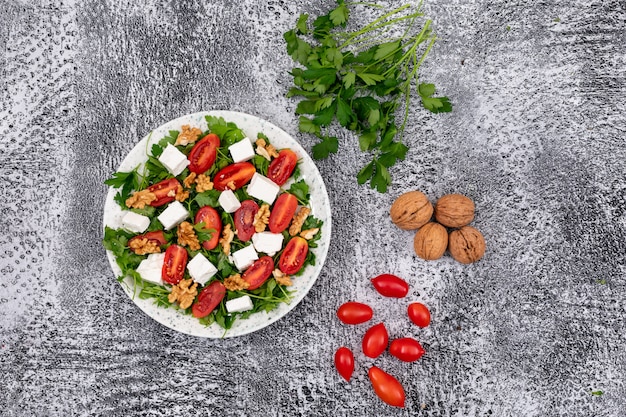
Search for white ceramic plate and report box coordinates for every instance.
[103,111,332,338]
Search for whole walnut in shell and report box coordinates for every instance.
[390,191,433,230]
[448,226,486,264]
[413,222,448,260]
[434,194,475,228]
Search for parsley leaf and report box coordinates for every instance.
[288,180,310,205]
[284,2,451,192]
[312,135,339,159]
[105,169,141,208]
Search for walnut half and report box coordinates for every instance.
[168,279,198,309]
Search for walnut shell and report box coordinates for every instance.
[390,191,433,230]
[434,194,475,228]
[413,222,448,260]
[448,226,486,264]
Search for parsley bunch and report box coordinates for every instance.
[284,0,451,192]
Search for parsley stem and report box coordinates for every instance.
[338,4,414,48]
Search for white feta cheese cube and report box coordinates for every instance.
[157,200,189,230]
[247,173,280,204]
[231,244,258,271]
[226,295,254,313]
[251,232,284,256]
[218,189,241,213]
[187,253,218,286]
[158,143,189,176]
[136,253,165,285]
[121,211,151,233]
[228,137,255,163]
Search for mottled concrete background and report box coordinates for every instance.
[1,0,625,416]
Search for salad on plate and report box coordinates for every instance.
[102,112,330,337]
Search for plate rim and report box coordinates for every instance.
[102,110,332,338]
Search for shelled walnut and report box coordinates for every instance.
[434,194,475,228]
[390,191,433,230]
[413,222,448,260]
[448,226,486,264]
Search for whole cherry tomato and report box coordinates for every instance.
[188,133,220,174]
[147,178,182,207]
[191,281,226,318]
[268,193,298,233]
[161,244,188,285]
[213,162,256,191]
[278,236,309,275]
[368,366,406,408]
[267,149,298,186]
[334,347,355,382]
[336,301,373,325]
[407,302,431,328]
[128,230,167,253]
[195,206,222,250]
[233,200,259,242]
[362,323,389,358]
[389,337,425,362]
[242,256,275,290]
[371,274,409,298]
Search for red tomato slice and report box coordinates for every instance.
[368,366,406,408]
[128,230,167,253]
[188,133,220,174]
[242,256,275,290]
[278,236,308,275]
[268,193,298,233]
[389,337,425,362]
[213,162,256,191]
[161,244,188,285]
[194,206,222,250]
[334,347,355,382]
[234,200,259,242]
[362,323,389,358]
[337,301,374,325]
[191,281,226,318]
[267,149,298,186]
[407,302,431,328]
[147,178,182,207]
[371,274,409,298]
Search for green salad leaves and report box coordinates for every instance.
[284,0,451,192]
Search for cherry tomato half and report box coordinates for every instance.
[278,236,308,275]
[407,302,431,328]
[267,149,298,186]
[188,133,220,174]
[336,301,373,325]
[389,337,425,362]
[191,281,226,318]
[368,366,406,408]
[242,256,275,290]
[213,162,256,191]
[128,230,167,253]
[334,347,355,382]
[269,193,298,234]
[362,323,389,358]
[195,206,222,250]
[162,244,188,285]
[371,274,409,298]
[147,178,182,207]
[234,200,259,242]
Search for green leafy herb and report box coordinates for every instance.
[288,179,310,205]
[591,390,604,396]
[205,116,246,146]
[284,0,451,192]
[104,169,141,207]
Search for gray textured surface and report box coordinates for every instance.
[1,0,625,415]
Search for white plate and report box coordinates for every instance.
[103,111,332,338]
